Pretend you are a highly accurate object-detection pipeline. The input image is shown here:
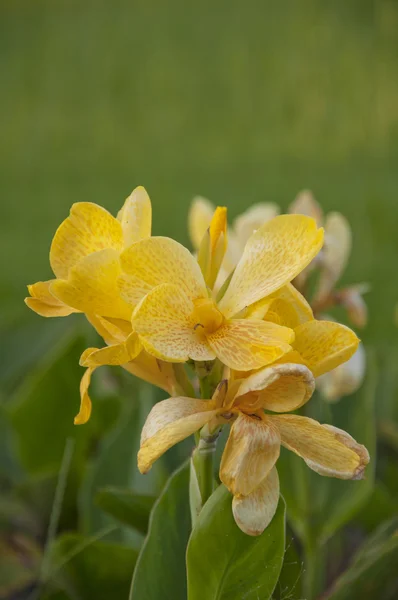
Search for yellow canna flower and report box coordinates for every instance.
[137,361,369,536]
[121,213,324,371]
[25,187,178,424]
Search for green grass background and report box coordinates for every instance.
[1,0,398,345]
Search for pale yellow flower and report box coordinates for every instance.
[25,187,177,424]
[122,213,324,371]
[137,361,369,536]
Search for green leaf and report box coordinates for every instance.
[326,518,398,599]
[95,487,155,535]
[129,461,191,600]
[45,533,138,600]
[186,485,286,600]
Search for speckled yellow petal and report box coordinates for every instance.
[79,332,141,368]
[271,414,369,479]
[120,237,207,302]
[74,367,94,425]
[138,396,217,473]
[51,249,132,320]
[233,202,280,247]
[289,189,323,225]
[269,283,313,326]
[315,212,352,302]
[86,314,129,345]
[317,344,366,402]
[25,280,79,317]
[232,467,280,536]
[207,319,294,371]
[220,413,280,496]
[236,363,315,413]
[218,215,324,318]
[293,319,359,378]
[132,283,215,362]
[188,196,215,250]
[50,203,124,279]
[117,186,152,248]
[123,352,177,395]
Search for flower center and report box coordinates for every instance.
[192,298,224,335]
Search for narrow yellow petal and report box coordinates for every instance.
[218,215,324,318]
[74,367,94,425]
[50,202,124,279]
[220,413,280,496]
[79,332,141,368]
[138,397,217,473]
[207,319,294,371]
[117,186,152,247]
[293,319,359,377]
[86,314,129,345]
[232,467,280,536]
[132,284,215,362]
[51,249,132,320]
[188,196,215,250]
[236,363,315,413]
[123,352,178,395]
[315,212,352,302]
[271,414,370,479]
[25,280,79,317]
[120,236,207,302]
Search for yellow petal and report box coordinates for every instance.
[207,319,294,371]
[289,189,323,226]
[74,367,94,425]
[50,203,124,279]
[220,413,280,496]
[218,215,324,318]
[123,352,178,395]
[138,396,217,473]
[236,363,315,413]
[315,212,352,302]
[233,202,280,247]
[271,414,369,479]
[86,314,129,345]
[317,344,366,402]
[117,186,152,247]
[188,196,215,250]
[132,283,215,362]
[232,467,280,536]
[197,206,228,289]
[120,236,207,302]
[270,283,313,326]
[293,319,359,377]
[25,280,79,317]
[79,332,141,368]
[51,249,132,320]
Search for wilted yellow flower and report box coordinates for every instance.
[123,213,324,371]
[137,360,369,536]
[25,187,178,423]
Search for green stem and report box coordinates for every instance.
[302,534,326,600]
[192,427,219,505]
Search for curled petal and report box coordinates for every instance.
[218,214,324,318]
[188,196,215,250]
[50,202,124,279]
[207,319,294,371]
[25,280,79,317]
[268,283,313,327]
[132,284,215,362]
[315,212,352,302]
[271,414,369,480]
[74,367,94,425]
[86,314,129,345]
[138,397,217,473]
[117,186,152,247]
[317,344,366,402]
[237,363,315,413]
[232,467,280,536]
[79,332,141,368]
[293,319,359,377]
[233,202,280,247]
[123,353,178,395]
[51,249,132,320]
[120,236,207,301]
[220,413,280,496]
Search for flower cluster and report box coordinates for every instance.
[26,186,369,535]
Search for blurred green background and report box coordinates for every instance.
[1,1,398,599]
